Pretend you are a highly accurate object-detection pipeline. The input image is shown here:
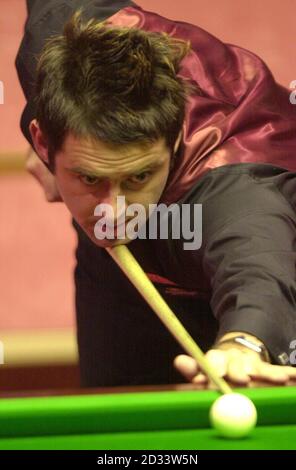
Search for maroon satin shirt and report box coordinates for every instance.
[107,4,296,205]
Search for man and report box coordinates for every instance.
[16,0,296,387]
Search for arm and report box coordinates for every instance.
[174,165,296,384]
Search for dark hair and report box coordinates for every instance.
[34,9,196,171]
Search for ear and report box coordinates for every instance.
[29,119,50,164]
[173,130,183,154]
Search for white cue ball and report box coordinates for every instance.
[209,393,257,438]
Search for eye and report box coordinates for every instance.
[127,171,152,185]
[80,175,100,185]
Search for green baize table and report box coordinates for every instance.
[0,384,295,450]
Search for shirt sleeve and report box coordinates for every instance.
[200,166,296,365]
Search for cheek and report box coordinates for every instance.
[136,168,170,206]
[56,173,84,197]
[133,182,167,210]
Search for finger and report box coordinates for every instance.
[44,183,61,202]
[226,351,252,385]
[192,373,208,384]
[253,362,289,384]
[173,355,199,382]
[27,165,45,187]
[190,349,229,386]
[281,365,296,379]
[205,349,228,378]
[26,155,42,175]
[45,191,59,203]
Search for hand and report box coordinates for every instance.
[26,147,62,203]
[174,347,296,386]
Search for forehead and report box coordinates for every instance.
[60,133,170,175]
[62,134,168,158]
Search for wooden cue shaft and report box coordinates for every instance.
[106,245,232,395]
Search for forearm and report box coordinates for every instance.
[201,179,296,366]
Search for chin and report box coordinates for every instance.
[97,238,132,248]
[88,232,134,248]
[78,221,138,248]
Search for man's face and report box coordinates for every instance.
[54,133,172,247]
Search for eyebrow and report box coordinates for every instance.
[67,161,162,178]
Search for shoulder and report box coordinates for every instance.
[179,163,296,237]
[182,163,296,206]
[25,0,133,31]
[25,1,74,31]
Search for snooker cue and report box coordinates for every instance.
[106,245,232,395]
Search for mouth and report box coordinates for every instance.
[86,219,127,239]
[105,223,127,237]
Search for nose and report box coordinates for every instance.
[102,181,120,206]
[95,181,126,223]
